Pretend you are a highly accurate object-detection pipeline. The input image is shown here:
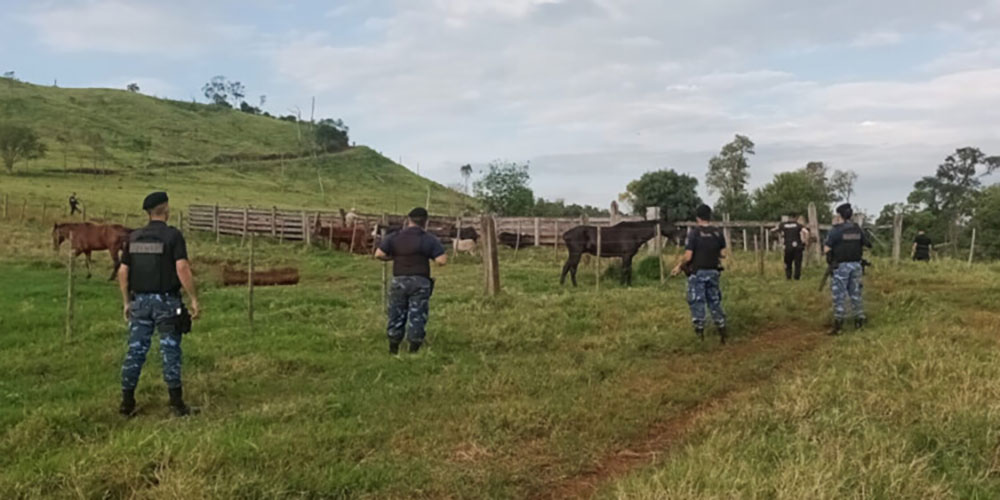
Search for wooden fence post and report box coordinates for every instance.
[123,213,130,228]
[381,213,389,307]
[808,202,821,263]
[178,210,184,232]
[65,234,75,340]
[301,211,309,248]
[657,223,665,284]
[892,213,903,265]
[214,204,220,243]
[764,225,770,254]
[41,202,47,222]
[248,232,255,331]
[349,220,358,254]
[534,217,541,247]
[241,207,249,247]
[968,228,977,266]
[279,214,285,243]
[595,225,602,291]
[82,206,87,221]
[515,220,522,258]
[481,215,500,296]
[2,193,7,218]
[271,206,277,237]
[452,216,461,258]
[327,216,334,249]
[723,213,733,262]
[20,199,26,222]
[742,228,748,251]
[554,220,559,258]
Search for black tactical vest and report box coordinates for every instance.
[392,228,431,278]
[691,227,724,271]
[781,222,803,249]
[128,224,182,293]
[831,223,864,263]
[914,235,931,259]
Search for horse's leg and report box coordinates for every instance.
[84,251,93,279]
[568,252,582,287]
[108,246,121,281]
[622,254,634,286]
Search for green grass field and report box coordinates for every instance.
[2,210,999,499]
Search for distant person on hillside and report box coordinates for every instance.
[68,193,81,215]
[824,203,871,335]
[671,204,728,344]
[773,213,807,280]
[912,230,933,262]
[117,191,200,418]
[375,207,447,354]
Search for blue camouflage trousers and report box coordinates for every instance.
[387,276,434,344]
[687,270,726,329]
[121,293,184,390]
[831,262,865,321]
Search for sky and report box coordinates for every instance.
[3,0,1000,214]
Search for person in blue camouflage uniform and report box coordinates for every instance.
[375,207,447,354]
[117,191,200,417]
[824,203,871,335]
[672,204,728,344]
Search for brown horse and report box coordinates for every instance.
[53,222,132,280]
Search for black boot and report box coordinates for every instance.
[389,341,400,355]
[409,341,422,353]
[829,319,843,336]
[855,317,866,330]
[119,389,136,417]
[695,327,704,341]
[718,326,728,345]
[168,387,190,417]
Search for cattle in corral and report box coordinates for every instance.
[449,226,479,242]
[498,232,534,249]
[560,221,684,287]
[454,238,477,255]
[314,222,372,254]
[52,222,132,280]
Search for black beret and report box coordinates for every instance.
[408,207,428,218]
[836,203,853,219]
[142,191,169,211]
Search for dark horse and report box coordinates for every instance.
[53,222,132,280]
[560,221,684,286]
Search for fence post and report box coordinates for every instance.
[65,234,75,340]
[103,207,109,221]
[41,202,47,222]
[968,228,977,266]
[756,230,765,276]
[554,220,559,258]
[271,206,277,237]
[515,220,522,258]
[534,217,541,247]
[723,213,733,262]
[279,214,285,243]
[595,225,602,291]
[453,216,461,257]
[764,225,770,254]
[123,213,130,228]
[178,210,184,232]
[349,220,358,254]
[808,202,821,263]
[214,204,220,243]
[892,213,903,265]
[241,207,249,247]
[20,199,27,222]
[82,206,87,221]
[327,217,334,249]
[657,223,665,284]
[2,193,7,218]
[481,215,501,296]
[742,228,748,251]
[248,232,255,331]
[381,213,389,306]
[301,211,309,248]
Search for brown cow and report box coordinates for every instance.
[313,221,372,254]
[53,222,132,280]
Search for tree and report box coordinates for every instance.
[239,101,262,115]
[706,134,754,218]
[751,171,833,221]
[908,147,999,244]
[972,185,1000,259]
[830,169,859,202]
[0,124,46,172]
[314,118,349,152]
[620,169,701,220]
[126,83,140,93]
[202,76,246,108]
[474,161,535,216]
[460,164,473,194]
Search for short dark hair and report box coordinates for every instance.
[836,203,853,220]
[408,207,428,227]
[148,202,169,217]
[695,204,712,221]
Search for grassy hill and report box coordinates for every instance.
[0,79,473,215]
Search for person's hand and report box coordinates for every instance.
[671,266,682,277]
[189,298,200,320]
[123,302,131,322]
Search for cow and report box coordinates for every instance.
[498,232,534,249]
[560,221,684,287]
[454,238,478,255]
[449,226,479,242]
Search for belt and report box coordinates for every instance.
[131,291,181,299]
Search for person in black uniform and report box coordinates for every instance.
[671,204,728,343]
[117,192,200,417]
[774,213,807,280]
[69,192,81,215]
[912,230,933,261]
[374,207,447,354]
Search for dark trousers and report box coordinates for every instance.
[386,276,433,345]
[784,248,803,280]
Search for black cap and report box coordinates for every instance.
[408,207,428,218]
[836,203,853,219]
[142,191,169,211]
[695,204,712,221]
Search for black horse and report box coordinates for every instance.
[560,221,684,286]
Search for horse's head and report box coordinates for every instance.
[657,222,687,246]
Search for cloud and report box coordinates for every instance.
[851,31,903,47]
[24,0,251,56]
